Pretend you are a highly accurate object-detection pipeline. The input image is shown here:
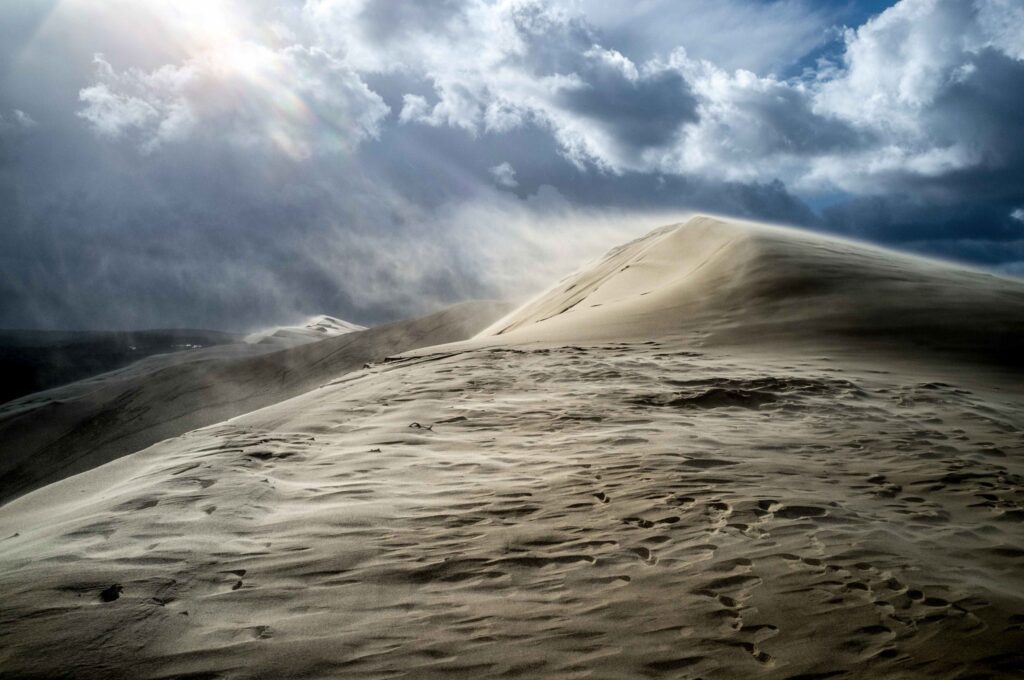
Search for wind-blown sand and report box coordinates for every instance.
[0,301,511,504]
[1,217,1022,679]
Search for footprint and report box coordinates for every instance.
[775,505,827,520]
[99,584,123,602]
[726,641,774,666]
[644,656,704,672]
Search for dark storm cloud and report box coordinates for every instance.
[823,195,1023,245]
[731,83,866,157]
[925,49,1024,202]
[560,68,697,151]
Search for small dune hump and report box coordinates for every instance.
[244,315,367,348]
[0,218,1022,679]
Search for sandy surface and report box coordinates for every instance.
[1,218,1022,679]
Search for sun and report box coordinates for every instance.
[161,0,247,52]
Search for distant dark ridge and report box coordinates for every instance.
[0,328,242,405]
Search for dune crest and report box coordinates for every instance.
[244,314,367,348]
[478,216,1024,367]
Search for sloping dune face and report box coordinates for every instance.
[479,216,1024,366]
[1,219,1023,680]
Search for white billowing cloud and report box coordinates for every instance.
[647,53,860,184]
[1012,208,1024,223]
[816,1,975,128]
[295,0,1024,197]
[78,41,389,158]
[977,0,1024,61]
[490,161,519,187]
[341,2,701,171]
[78,58,161,139]
[806,0,1024,191]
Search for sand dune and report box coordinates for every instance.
[1,217,1022,679]
[477,216,1024,368]
[0,301,510,505]
[244,315,367,348]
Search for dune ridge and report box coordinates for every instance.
[477,216,1024,367]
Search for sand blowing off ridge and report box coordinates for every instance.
[476,216,1024,364]
[1,216,1023,679]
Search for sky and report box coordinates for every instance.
[1,0,1022,331]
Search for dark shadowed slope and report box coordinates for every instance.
[0,329,242,405]
[0,300,511,504]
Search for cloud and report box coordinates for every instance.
[489,162,518,188]
[12,110,37,128]
[365,0,1024,202]
[78,44,389,158]
[0,109,39,133]
[338,1,701,170]
[575,0,841,74]
[809,0,1024,191]
[556,48,697,158]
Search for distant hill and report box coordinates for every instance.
[0,328,242,405]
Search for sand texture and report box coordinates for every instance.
[0,218,1022,679]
